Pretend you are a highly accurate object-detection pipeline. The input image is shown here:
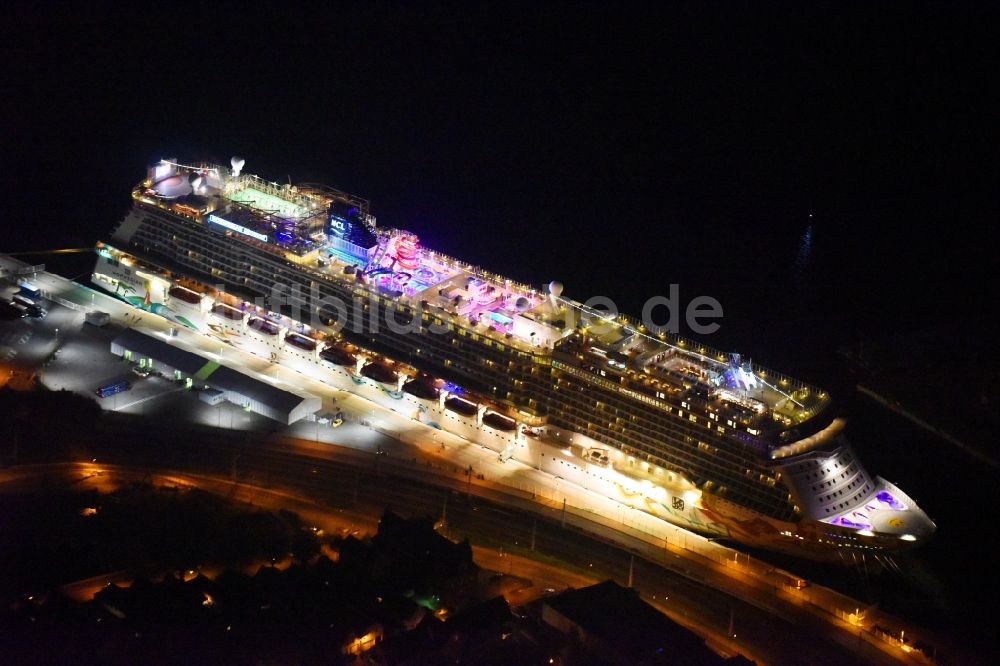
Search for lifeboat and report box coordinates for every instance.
[445,395,478,417]
[403,377,439,400]
[211,303,245,321]
[168,285,202,304]
[482,411,517,431]
[361,362,397,385]
[285,332,317,351]
[247,317,280,335]
[320,344,356,366]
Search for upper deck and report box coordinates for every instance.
[132,158,832,427]
[551,299,832,440]
[133,160,573,354]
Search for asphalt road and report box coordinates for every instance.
[72,420,908,666]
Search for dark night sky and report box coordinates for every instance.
[2,3,996,379]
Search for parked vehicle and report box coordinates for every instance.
[18,282,41,301]
[85,311,111,327]
[95,380,131,398]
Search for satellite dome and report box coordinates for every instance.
[515,296,530,312]
[230,156,246,177]
[150,173,192,199]
[548,281,564,298]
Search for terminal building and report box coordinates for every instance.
[110,329,321,424]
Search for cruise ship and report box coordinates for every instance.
[91,157,935,561]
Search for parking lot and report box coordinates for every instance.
[0,284,75,369]
[2,273,394,451]
[0,284,276,432]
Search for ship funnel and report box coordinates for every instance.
[230,156,246,177]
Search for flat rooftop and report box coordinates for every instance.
[112,329,316,415]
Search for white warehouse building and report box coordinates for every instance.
[110,329,321,425]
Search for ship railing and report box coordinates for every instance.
[302,261,545,355]
[413,244,540,299]
[299,184,373,220]
[572,306,829,413]
[553,355,773,451]
[317,417,832,607]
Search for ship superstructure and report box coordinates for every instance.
[91,158,935,559]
